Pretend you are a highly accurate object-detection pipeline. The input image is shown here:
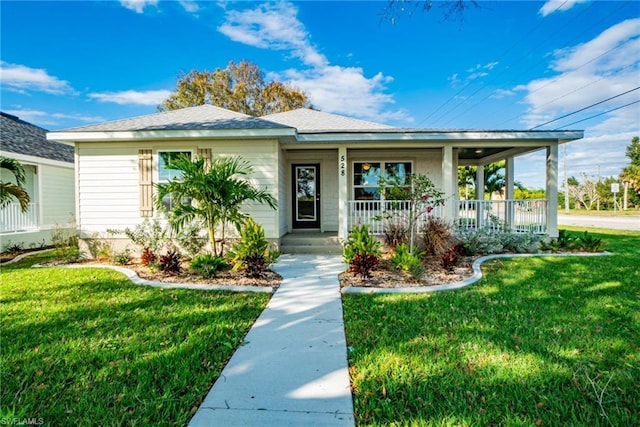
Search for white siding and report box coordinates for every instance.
[76,144,139,234]
[40,164,75,227]
[76,140,280,238]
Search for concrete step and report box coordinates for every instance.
[280,245,343,255]
[280,233,342,254]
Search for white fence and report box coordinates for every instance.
[346,199,547,235]
[0,203,39,233]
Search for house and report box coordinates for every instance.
[1,112,75,251]
[47,105,583,254]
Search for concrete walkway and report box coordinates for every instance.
[189,254,354,427]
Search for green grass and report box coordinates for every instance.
[0,251,270,425]
[343,229,640,426]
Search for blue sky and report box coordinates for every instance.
[1,0,638,189]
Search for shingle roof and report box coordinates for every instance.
[1,112,74,163]
[261,108,392,132]
[62,104,293,132]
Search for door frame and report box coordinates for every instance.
[292,163,321,229]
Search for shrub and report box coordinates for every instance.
[3,241,24,254]
[190,254,229,279]
[441,243,465,271]
[112,218,166,254]
[390,243,424,280]
[227,219,279,278]
[112,249,132,265]
[500,232,541,253]
[421,217,452,256]
[140,247,157,266]
[343,225,382,279]
[159,250,181,275]
[577,231,605,252]
[540,230,576,253]
[455,227,505,255]
[173,219,207,259]
[382,218,408,249]
[51,217,80,262]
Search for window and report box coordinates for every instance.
[158,151,191,211]
[353,161,412,201]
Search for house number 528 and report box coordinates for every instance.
[340,155,346,177]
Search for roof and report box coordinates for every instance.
[0,112,74,163]
[63,104,293,132]
[261,108,392,132]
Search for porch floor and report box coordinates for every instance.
[280,232,342,255]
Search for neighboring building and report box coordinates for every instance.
[1,112,75,251]
[47,105,583,253]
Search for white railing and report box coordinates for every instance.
[346,199,547,235]
[346,200,444,235]
[0,203,39,233]
[457,199,547,234]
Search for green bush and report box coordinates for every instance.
[173,219,208,259]
[390,243,424,279]
[227,219,279,278]
[190,254,229,278]
[112,218,166,254]
[343,225,382,279]
[455,227,541,256]
[577,231,605,252]
[112,249,132,265]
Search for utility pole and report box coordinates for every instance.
[563,144,569,213]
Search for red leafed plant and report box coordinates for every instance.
[140,247,157,266]
[441,243,465,272]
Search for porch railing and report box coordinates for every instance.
[0,203,39,233]
[346,200,444,235]
[346,199,547,235]
[457,199,547,234]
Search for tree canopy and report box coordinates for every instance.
[159,60,312,116]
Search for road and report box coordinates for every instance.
[558,214,640,231]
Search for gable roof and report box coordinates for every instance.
[63,104,293,132]
[0,112,74,163]
[261,108,392,132]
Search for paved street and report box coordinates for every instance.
[558,214,640,231]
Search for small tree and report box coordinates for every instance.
[155,154,277,256]
[0,156,30,212]
[380,173,445,254]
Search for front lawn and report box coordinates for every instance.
[0,251,270,425]
[343,229,640,426]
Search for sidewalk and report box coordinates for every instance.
[188,254,354,426]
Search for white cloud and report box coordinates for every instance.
[449,62,499,89]
[539,0,589,17]
[88,89,171,105]
[120,0,158,14]
[512,19,640,189]
[179,1,199,13]
[4,108,103,127]
[517,18,640,129]
[0,61,74,95]
[217,1,409,123]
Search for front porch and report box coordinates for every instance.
[346,199,548,237]
[1,202,39,234]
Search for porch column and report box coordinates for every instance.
[476,163,485,229]
[505,156,515,230]
[338,146,348,240]
[442,146,456,222]
[546,144,559,237]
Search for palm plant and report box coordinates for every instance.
[155,154,277,256]
[0,156,31,212]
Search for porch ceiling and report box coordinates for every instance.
[458,147,508,160]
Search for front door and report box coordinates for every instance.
[292,164,320,229]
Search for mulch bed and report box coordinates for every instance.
[339,254,475,288]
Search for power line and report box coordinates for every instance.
[417,0,571,126]
[530,86,640,130]
[552,99,640,129]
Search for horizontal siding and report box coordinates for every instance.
[40,165,75,226]
[77,144,140,233]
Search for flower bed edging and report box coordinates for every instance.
[341,251,611,294]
